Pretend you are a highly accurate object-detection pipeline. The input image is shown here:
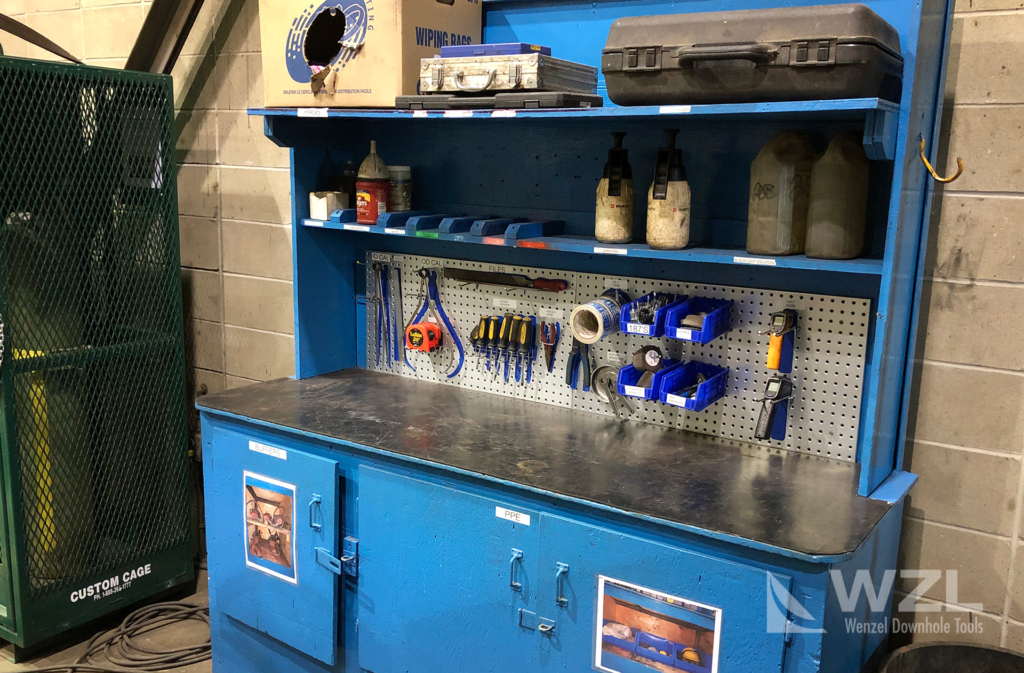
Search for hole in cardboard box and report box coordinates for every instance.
[305,8,347,69]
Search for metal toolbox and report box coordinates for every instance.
[396,92,603,110]
[419,54,598,95]
[602,3,903,105]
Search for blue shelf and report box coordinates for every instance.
[301,219,884,275]
[251,97,896,121]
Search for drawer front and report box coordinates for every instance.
[536,513,791,673]
[205,427,341,665]
[358,466,541,673]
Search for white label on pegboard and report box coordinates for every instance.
[297,108,328,118]
[594,247,628,255]
[493,297,518,310]
[606,351,626,366]
[371,252,391,262]
[604,278,628,290]
[344,224,371,232]
[622,386,646,398]
[733,256,777,266]
[539,307,562,320]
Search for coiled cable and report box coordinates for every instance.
[33,602,210,672]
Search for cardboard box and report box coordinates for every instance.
[258,0,482,108]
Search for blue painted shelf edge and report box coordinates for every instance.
[249,97,897,120]
[301,218,885,275]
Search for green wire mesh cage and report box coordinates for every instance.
[0,55,193,648]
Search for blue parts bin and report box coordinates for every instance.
[665,297,733,343]
[659,361,729,412]
[621,292,687,336]
[617,358,682,400]
[329,208,358,224]
[376,211,430,230]
[469,217,524,236]
[439,215,490,234]
[504,220,564,240]
[440,42,552,57]
[636,632,677,667]
[675,645,712,672]
[601,620,637,653]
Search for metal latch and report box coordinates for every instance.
[623,47,661,71]
[315,536,358,578]
[519,609,556,634]
[508,62,522,88]
[430,65,444,90]
[789,38,836,66]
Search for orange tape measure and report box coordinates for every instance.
[406,322,442,352]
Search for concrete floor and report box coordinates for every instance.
[0,572,212,673]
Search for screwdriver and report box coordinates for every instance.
[514,317,530,383]
[523,317,536,385]
[494,313,514,381]
[486,315,500,373]
[470,315,488,370]
[505,315,523,383]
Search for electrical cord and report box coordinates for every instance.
[33,602,210,672]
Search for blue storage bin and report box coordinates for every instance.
[664,297,733,344]
[601,620,637,654]
[659,361,729,412]
[674,645,712,672]
[620,292,687,337]
[616,359,683,400]
[636,632,678,667]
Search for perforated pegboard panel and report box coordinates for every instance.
[366,252,869,461]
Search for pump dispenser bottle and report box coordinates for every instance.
[595,132,635,244]
[646,129,691,250]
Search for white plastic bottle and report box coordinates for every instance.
[647,129,691,250]
[595,132,635,244]
[805,131,870,259]
[746,131,816,256]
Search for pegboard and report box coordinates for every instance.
[366,252,870,462]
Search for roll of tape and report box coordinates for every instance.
[570,294,626,344]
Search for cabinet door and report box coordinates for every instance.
[535,513,790,673]
[358,466,541,673]
[205,428,341,665]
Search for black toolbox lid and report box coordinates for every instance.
[603,3,902,61]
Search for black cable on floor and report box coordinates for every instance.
[33,602,210,672]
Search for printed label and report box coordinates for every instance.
[385,228,406,235]
[491,110,516,118]
[674,328,694,341]
[665,393,689,407]
[304,219,324,227]
[607,351,626,366]
[343,224,372,232]
[70,563,153,603]
[604,278,629,290]
[659,105,692,114]
[493,297,518,310]
[622,385,646,398]
[444,110,474,118]
[539,307,562,320]
[496,507,531,526]
[594,247,628,256]
[628,323,651,335]
[733,256,777,266]
[413,110,429,118]
[297,108,328,118]
[249,441,287,460]
[370,252,391,262]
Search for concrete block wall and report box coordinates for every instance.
[3,0,1024,655]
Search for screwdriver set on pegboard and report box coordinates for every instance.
[366,251,870,461]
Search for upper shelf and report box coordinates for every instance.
[252,97,900,160]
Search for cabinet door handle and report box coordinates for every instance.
[509,549,524,591]
[555,562,569,606]
[309,494,323,532]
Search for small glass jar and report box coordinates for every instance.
[388,165,412,212]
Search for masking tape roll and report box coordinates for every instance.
[570,295,624,344]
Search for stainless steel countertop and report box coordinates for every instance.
[197,368,890,560]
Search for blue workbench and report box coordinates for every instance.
[197,0,953,669]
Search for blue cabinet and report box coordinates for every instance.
[357,466,542,673]
[204,426,342,665]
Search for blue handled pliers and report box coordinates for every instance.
[407,268,465,378]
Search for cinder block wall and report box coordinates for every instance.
[3,0,1023,654]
